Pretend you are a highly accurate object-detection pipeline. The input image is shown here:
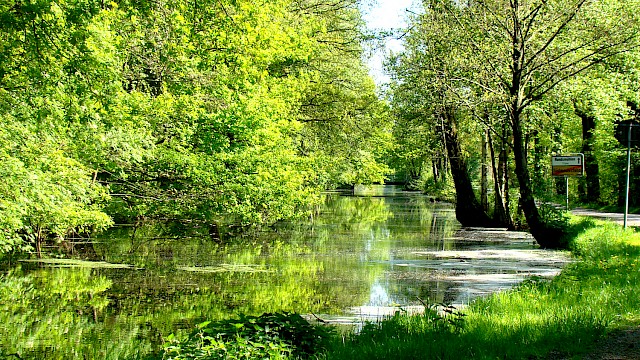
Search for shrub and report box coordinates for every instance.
[163,312,334,360]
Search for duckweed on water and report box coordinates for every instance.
[320,218,640,360]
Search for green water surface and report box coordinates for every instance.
[0,187,567,359]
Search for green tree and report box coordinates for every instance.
[0,0,390,254]
[387,0,505,227]
[294,0,393,188]
[0,0,114,254]
[392,0,640,247]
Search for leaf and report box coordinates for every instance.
[197,321,211,329]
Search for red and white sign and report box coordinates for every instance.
[552,155,584,177]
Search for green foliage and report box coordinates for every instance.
[321,305,469,360]
[541,52,640,206]
[536,203,570,246]
[163,312,334,359]
[0,0,390,253]
[417,175,456,201]
[357,304,466,340]
[0,124,112,253]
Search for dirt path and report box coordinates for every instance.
[548,326,640,359]
[585,327,640,359]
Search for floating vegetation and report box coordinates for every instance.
[177,264,271,273]
[20,258,140,269]
[414,249,571,263]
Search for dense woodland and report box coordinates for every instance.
[0,0,392,255]
[2,0,640,254]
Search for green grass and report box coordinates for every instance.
[319,218,640,360]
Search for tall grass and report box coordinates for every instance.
[321,218,640,359]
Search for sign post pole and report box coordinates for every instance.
[615,120,639,229]
[624,123,633,229]
[566,176,569,211]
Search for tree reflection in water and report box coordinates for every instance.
[0,187,568,359]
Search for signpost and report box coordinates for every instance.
[552,154,584,210]
[615,121,640,229]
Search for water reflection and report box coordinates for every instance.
[0,186,570,358]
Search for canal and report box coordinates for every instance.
[0,186,570,359]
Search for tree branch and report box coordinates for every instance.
[527,37,640,101]
[523,0,589,70]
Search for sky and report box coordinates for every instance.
[360,0,418,85]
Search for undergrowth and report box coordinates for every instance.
[162,312,333,360]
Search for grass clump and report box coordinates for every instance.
[321,218,640,359]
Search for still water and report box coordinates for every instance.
[0,186,570,359]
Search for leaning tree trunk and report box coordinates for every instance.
[511,107,565,248]
[442,107,503,228]
[508,24,565,248]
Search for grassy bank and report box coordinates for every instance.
[320,218,640,360]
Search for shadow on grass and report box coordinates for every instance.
[564,216,599,239]
[321,304,607,360]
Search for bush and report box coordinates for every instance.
[162,312,334,360]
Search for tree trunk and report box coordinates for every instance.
[442,107,502,228]
[432,159,439,184]
[35,226,43,259]
[509,23,565,248]
[551,126,566,197]
[481,129,489,211]
[438,117,449,182]
[488,130,513,228]
[576,108,600,203]
[512,107,565,248]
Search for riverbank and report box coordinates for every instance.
[319,217,640,359]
